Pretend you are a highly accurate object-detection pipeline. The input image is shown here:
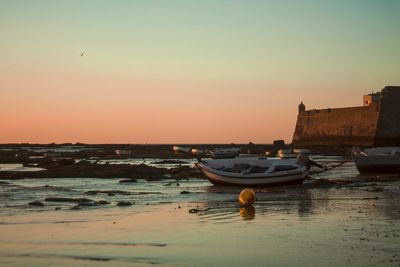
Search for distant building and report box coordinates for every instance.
[292,86,400,147]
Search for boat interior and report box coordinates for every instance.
[203,159,300,174]
[365,147,400,156]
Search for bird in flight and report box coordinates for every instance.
[80,52,84,57]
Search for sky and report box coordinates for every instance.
[0,0,399,144]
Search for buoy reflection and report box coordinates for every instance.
[239,205,256,220]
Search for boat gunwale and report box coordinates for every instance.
[199,162,305,179]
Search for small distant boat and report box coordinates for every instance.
[210,148,242,159]
[293,149,311,155]
[191,148,209,156]
[352,147,400,174]
[198,157,308,186]
[44,152,58,158]
[237,154,262,158]
[173,146,192,153]
[277,149,297,159]
[115,149,132,156]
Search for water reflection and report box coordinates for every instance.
[239,206,255,220]
[296,190,314,217]
[197,185,319,221]
[196,181,400,222]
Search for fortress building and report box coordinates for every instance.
[292,86,400,148]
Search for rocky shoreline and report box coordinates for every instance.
[0,143,275,162]
[0,159,205,180]
[0,143,356,180]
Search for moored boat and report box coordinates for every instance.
[293,149,311,155]
[115,149,132,156]
[173,146,192,153]
[352,147,400,174]
[191,148,209,156]
[210,148,242,159]
[198,157,308,186]
[277,149,297,159]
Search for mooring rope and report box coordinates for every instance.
[310,160,349,174]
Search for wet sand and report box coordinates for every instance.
[1,160,400,266]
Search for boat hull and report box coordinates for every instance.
[211,149,242,159]
[173,146,192,153]
[115,150,132,156]
[353,155,400,174]
[201,167,306,186]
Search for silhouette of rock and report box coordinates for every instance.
[28,200,45,206]
[117,201,132,206]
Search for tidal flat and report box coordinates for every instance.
[1,158,400,267]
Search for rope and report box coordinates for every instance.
[163,176,189,186]
[310,160,349,174]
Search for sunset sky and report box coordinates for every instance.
[1,0,399,144]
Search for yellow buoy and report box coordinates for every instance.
[238,188,255,206]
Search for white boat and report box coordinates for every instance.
[191,148,209,156]
[352,147,400,174]
[210,148,242,158]
[115,149,132,156]
[237,154,262,158]
[198,157,308,186]
[277,149,297,159]
[293,149,311,155]
[173,146,192,153]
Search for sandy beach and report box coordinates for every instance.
[1,158,400,266]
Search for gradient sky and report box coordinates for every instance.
[1,0,399,144]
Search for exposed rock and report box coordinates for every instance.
[118,179,138,184]
[0,157,208,180]
[57,158,76,166]
[45,197,93,203]
[117,201,132,206]
[84,190,132,195]
[74,202,95,207]
[76,160,92,165]
[2,162,171,179]
[28,200,45,206]
[96,200,110,205]
[85,190,98,195]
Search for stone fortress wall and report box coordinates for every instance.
[375,87,400,145]
[292,86,400,148]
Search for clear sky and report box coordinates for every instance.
[1,0,399,144]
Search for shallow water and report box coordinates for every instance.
[1,157,400,266]
[0,164,45,172]
[90,158,197,169]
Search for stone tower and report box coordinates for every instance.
[298,101,306,112]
